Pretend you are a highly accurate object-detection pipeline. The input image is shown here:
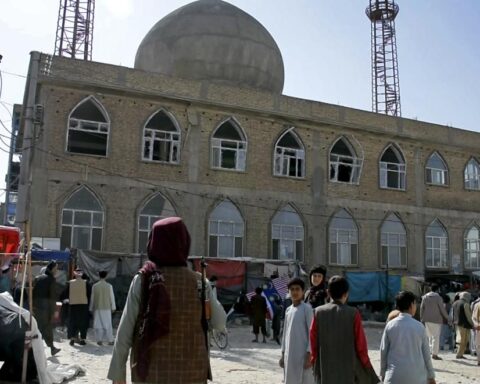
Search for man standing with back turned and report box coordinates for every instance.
[420,283,449,360]
[90,270,116,346]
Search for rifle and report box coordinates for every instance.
[200,257,213,380]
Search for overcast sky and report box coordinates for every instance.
[1,0,480,201]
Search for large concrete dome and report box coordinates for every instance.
[134,0,285,93]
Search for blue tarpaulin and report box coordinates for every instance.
[346,271,401,303]
[31,249,70,262]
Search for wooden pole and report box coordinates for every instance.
[21,221,32,384]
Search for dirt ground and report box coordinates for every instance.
[42,323,479,384]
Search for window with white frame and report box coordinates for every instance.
[209,201,244,257]
[274,130,305,178]
[464,158,480,190]
[61,187,103,250]
[271,205,304,261]
[425,219,448,268]
[329,209,358,266]
[67,97,110,156]
[426,152,448,185]
[211,120,247,171]
[142,110,180,163]
[381,213,407,268]
[137,194,177,253]
[380,145,406,190]
[330,137,362,183]
[465,225,480,269]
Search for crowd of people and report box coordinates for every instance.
[1,216,480,384]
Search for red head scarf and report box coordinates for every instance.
[146,216,190,266]
[136,217,191,380]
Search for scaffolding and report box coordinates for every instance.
[54,0,95,61]
[366,0,401,116]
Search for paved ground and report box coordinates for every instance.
[44,324,479,383]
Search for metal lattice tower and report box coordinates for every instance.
[366,0,401,116]
[54,0,95,60]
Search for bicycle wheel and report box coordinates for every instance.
[212,329,228,350]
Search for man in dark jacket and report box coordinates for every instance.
[250,286,267,343]
[453,291,474,359]
[32,260,61,356]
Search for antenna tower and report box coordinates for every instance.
[54,0,95,60]
[366,0,401,116]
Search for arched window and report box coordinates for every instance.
[211,119,247,171]
[274,129,305,178]
[137,194,177,253]
[271,205,304,260]
[465,225,480,269]
[464,158,480,190]
[379,145,406,190]
[142,110,180,163]
[426,152,448,185]
[208,200,244,257]
[61,186,104,250]
[67,96,110,156]
[425,219,448,268]
[329,209,358,266]
[380,213,407,268]
[329,137,362,183]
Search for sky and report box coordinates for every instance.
[1,0,480,201]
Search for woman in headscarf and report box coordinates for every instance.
[108,217,210,384]
[304,265,327,309]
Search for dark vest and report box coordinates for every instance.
[314,302,356,384]
[453,299,472,329]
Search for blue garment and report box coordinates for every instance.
[0,275,11,294]
[380,313,435,384]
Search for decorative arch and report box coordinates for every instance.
[208,199,245,257]
[379,143,406,190]
[380,213,407,268]
[60,185,104,251]
[464,222,480,269]
[67,96,110,156]
[425,151,448,186]
[328,208,358,266]
[329,136,363,183]
[136,192,177,253]
[273,128,305,178]
[142,109,181,163]
[211,117,247,171]
[271,204,304,261]
[464,157,480,190]
[425,218,448,268]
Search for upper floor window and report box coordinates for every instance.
[271,205,304,261]
[379,145,406,190]
[137,194,177,253]
[211,119,247,171]
[274,129,305,178]
[464,225,480,270]
[464,158,480,190]
[61,186,103,251]
[142,110,180,163]
[426,152,448,186]
[329,137,362,184]
[329,209,358,266]
[208,200,244,257]
[425,219,448,268]
[67,96,110,156]
[380,213,407,268]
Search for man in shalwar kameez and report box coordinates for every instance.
[280,277,315,384]
[90,270,116,345]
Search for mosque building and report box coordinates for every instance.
[16,0,480,279]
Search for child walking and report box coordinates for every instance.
[280,277,315,384]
